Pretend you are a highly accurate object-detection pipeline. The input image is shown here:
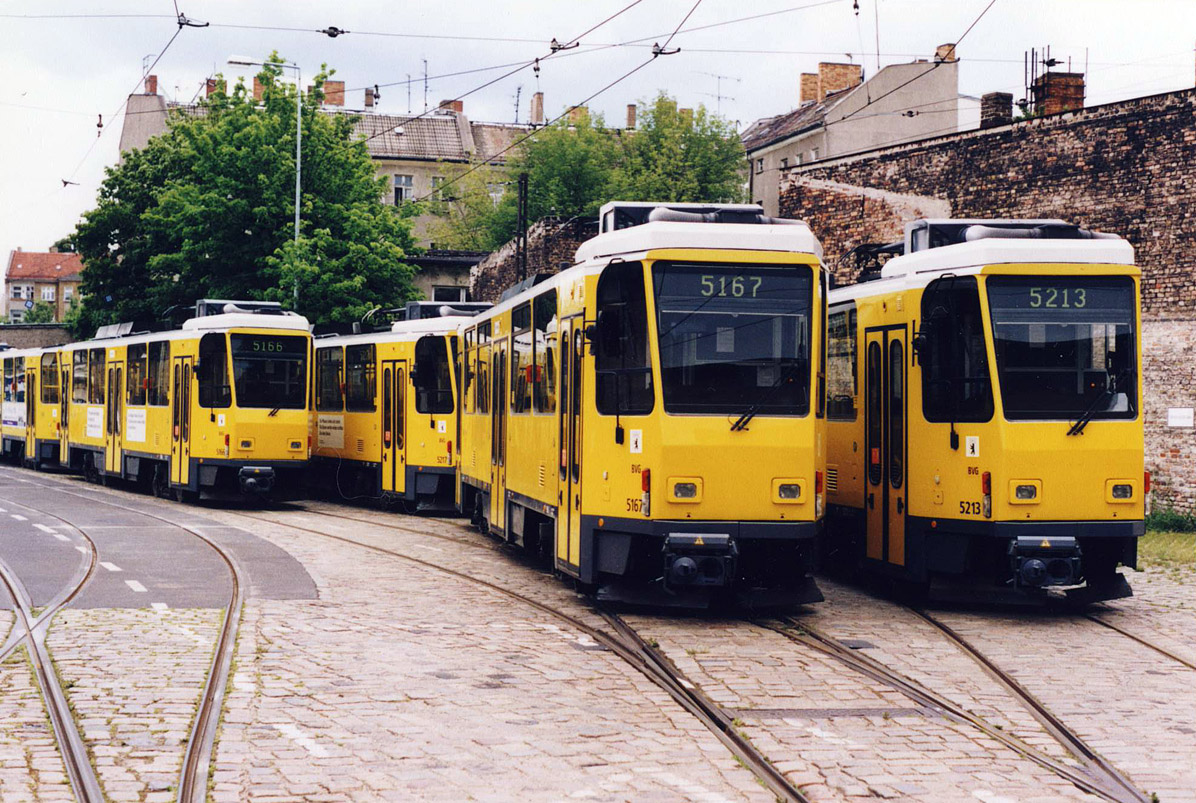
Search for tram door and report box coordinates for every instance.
[381,361,406,495]
[489,339,508,535]
[170,357,193,487]
[24,363,36,456]
[556,320,584,569]
[59,362,70,464]
[105,362,124,475]
[864,328,907,566]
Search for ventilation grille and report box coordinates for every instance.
[826,467,839,494]
[538,463,546,488]
[356,438,365,454]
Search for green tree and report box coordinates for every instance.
[22,300,56,324]
[71,54,418,336]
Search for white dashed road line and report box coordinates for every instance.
[33,523,56,533]
[10,514,27,521]
[125,580,148,593]
[151,602,169,612]
[100,562,123,572]
[51,533,69,542]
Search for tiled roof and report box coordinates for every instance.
[349,112,470,161]
[6,252,84,282]
[740,86,858,153]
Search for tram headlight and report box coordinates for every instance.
[777,483,802,500]
[1111,484,1133,499]
[1015,484,1038,500]
[673,482,698,499]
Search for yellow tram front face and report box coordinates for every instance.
[589,248,825,526]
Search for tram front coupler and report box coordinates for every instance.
[1008,536,1083,588]
[663,533,737,590]
[238,466,276,495]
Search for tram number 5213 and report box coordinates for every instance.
[1028,287,1086,309]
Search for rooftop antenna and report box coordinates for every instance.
[698,71,741,116]
[406,73,411,113]
[513,84,522,123]
[422,58,428,112]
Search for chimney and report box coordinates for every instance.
[800,73,819,104]
[567,105,587,125]
[1031,71,1085,116]
[626,103,637,130]
[438,99,464,113]
[935,43,958,63]
[364,88,374,108]
[980,92,1013,129]
[679,107,693,124]
[530,92,544,125]
[324,80,345,107]
[205,78,223,97]
[253,77,264,102]
[817,62,863,99]
[144,74,158,95]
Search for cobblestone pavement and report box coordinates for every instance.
[46,608,222,803]
[1097,565,1196,667]
[201,507,773,802]
[0,646,72,802]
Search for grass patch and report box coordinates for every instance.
[1140,531,1196,568]
[1145,507,1196,533]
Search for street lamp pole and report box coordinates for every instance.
[228,57,302,302]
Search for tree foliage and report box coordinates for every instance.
[430,93,746,250]
[71,55,418,337]
[23,300,56,324]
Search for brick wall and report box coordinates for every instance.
[470,218,598,303]
[0,324,72,349]
[778,87,1196,512]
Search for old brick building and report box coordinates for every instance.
[777,86,1196,513]
[4,250,84,323]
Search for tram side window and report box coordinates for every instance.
[476,322,490,414]
[72,352,88,402]
[41,353,59,404]
[463,329,475,414]
[88,348,105,404]
[816,273,828,419]
[2,359,11,404]
[533,290,557,414]
[146,341,170,406]
[918,276,993,423]
[197,333,231,408]
[345,344,377,412]
[510,303,532,414]
[127,343,148,406]
[827,305,858,420]
[13,358,24,403]
[316,347,344,411]
[415,336,454,414]
[595,261,654,415]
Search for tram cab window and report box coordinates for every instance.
[476,322,491,414]
[230,334,307,409]
[594,261,654,416]
[827,304,858,420]
[463,328,475,414]
[2,359,11,404]
[196,333,232,408]
[72,352,88,403]
[316,347,344,411]
[650,261,812,416]
[88,349,105,405]
[987,276,1137,421]
[40,353,59,404]
[13,358,24,404]
[414,336,454,414]
[510,304,532,414]
[127,343,148,406]
[916,276,993,423]
[534,290,557,414]
[147,341,170,406]
[344,344,377,412]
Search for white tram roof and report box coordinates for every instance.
[314,315,473,348]
[575,219,822,264]
[182,312,309,331]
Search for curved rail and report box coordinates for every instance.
[231,509,809,803]
[0,494,104,803]
[1084,613,1196,672]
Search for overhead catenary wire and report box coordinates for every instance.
[414,0,703,204]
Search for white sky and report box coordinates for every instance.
[2,0,1194,276]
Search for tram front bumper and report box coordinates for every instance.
[1008,536,1083,588]
[663,533,737,590]
[238,466,276,496]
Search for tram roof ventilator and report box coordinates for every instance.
[93,298,306,339]
[576,201,823,263]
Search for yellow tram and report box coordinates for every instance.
[824,220,1144,602]
[1,346,57,467]
[310,301,489,510]
[54,300,312,500]
[458,202,828,607]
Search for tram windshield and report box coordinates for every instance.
[986,276,1137,421]
[651,261,813,415]
[229,333,308,409]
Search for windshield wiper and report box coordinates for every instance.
[730,361,805,431]
[1066,369,1128,436]
[268,406,281,417]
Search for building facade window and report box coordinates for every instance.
[9,310,24,323]
[393,174,414,204]
[780,157,789,169]
[755,158,764,174]
[63,287,75,304]
[41,286,55,302]
[432,286,467,302]
[9,285,21,299]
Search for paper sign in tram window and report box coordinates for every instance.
[1167,407,1195,428]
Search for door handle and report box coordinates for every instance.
[867,493,874,509]
[897,497,904,514]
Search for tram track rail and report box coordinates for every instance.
[228,508,810,803]
[0,469,244,803]
[1083,612,1196,672]
[0,492,104,803]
